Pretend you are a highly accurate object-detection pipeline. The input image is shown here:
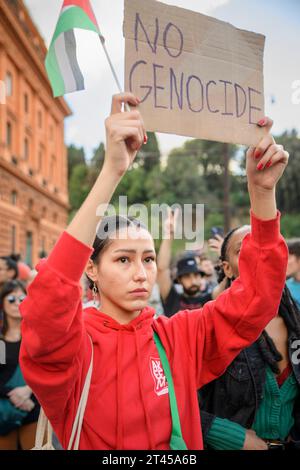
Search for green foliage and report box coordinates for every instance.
[275,130,300,214]
[67,129,300,252]
[69,163,90,211]
[281,214,300,238]
[67,145,85,181]
[138,132,160,172]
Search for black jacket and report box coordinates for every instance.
[199,331,300,444]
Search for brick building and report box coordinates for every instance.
[0,0,71,268]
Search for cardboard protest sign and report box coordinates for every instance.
[124,0,267,146]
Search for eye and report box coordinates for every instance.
[144,256,156,264]
[118,257,129,264]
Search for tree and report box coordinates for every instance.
[69,163,90,216]
[67,145,85,181]
[89,142,105,185]
[137,132,161,172]
[275,130,300,214]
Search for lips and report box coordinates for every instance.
[129,288,148,294]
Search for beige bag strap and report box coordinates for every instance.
[68,335,94,450]
[33,407,54,450]
[32,335,94,450]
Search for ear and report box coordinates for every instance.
[85,259,98,283]
[222,260,234,280]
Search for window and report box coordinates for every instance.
[24,138,29,160]
[11,191,17,206]
[25,231,33,267]
[50,155,56,180]
[38,147,43,172]
[11,226,16,253]
[24,93,29,113]
[38,110,42,128]
[53,213,58,224]
[5,72,13,97]
[6,122,12,147]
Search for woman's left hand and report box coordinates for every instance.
[246,117,289,192]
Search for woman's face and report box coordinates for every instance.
[222,226,251,280]
[3,288,26,322]
[86,226,157,318]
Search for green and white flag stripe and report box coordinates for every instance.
[45,1,104,97]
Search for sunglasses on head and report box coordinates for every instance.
[7,294,26,304]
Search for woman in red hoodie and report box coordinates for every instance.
[20,93,289,450]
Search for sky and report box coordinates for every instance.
[24,0,300,159]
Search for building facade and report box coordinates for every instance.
[0,0,71,268]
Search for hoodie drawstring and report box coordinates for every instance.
[134,328,155,449]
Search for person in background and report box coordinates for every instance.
[198,256,218,290]
[157,209,213,317]
[0,257,18,291]
[0,257,19,329]
[286,240,300,309]
[0,281,40,450]
[199,227,300,451]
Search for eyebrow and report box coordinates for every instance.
[113,249,155,254]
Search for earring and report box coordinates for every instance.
[92,282,98,306]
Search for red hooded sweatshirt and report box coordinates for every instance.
[20,212,287,450]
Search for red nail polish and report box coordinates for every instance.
[254,149,262,159]
[257,163,264,171]
[266,161,272,168]
[257,118,266,126]
[144,135,148,144]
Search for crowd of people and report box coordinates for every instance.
[0,93,300,450]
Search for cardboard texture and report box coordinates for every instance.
[124,0,267,146]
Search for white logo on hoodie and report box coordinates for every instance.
[150,357,169,396]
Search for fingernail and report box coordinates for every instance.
[136,97,141,103]
[257,118,266,126]
[257,163,264,171]
[266,161,272,168]
[144,134,148,144]
[254,149,262,159]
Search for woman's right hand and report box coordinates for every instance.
[104,93,147,178]
[242,429,268,450]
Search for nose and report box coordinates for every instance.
[133,261,147,282]
[192,274,200,284]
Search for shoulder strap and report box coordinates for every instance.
[153,332,188,450]
[68,334,94,450]
[33,334,94,451]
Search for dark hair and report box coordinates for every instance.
[287,240,300,259]
[86,215,149,291]
[215,227,240,285]
[0,280,26,337]
[0,256,18,280]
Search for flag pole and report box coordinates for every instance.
[98,35,131,112]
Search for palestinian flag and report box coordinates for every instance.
[45,0,104,97]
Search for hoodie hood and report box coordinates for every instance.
[83,305,156,333]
